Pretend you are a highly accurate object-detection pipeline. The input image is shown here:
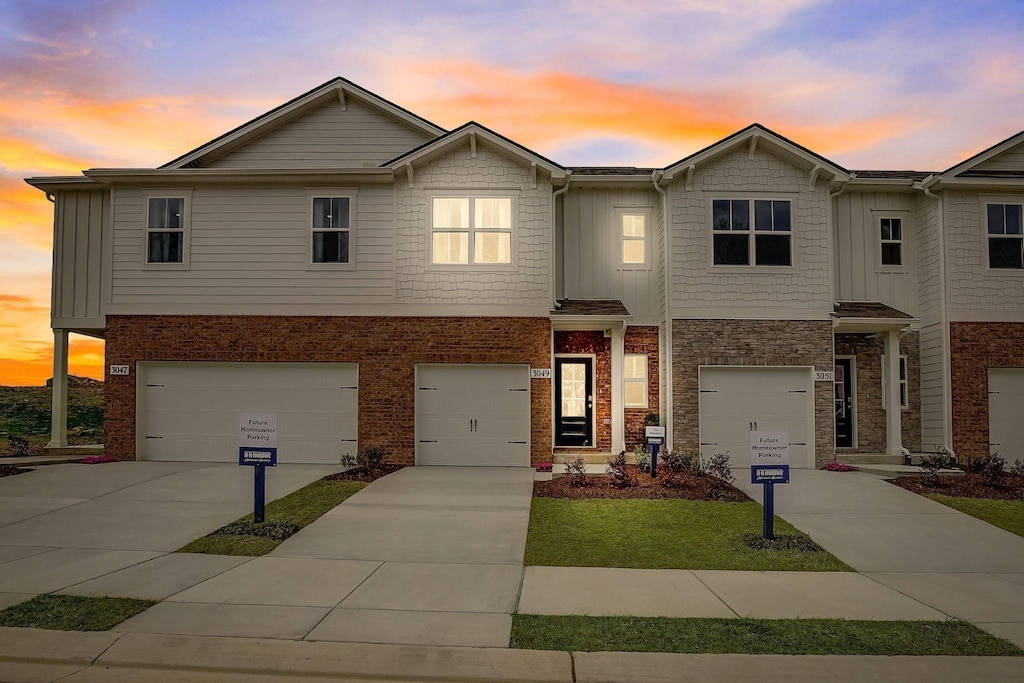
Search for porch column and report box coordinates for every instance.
[610,324,625,453]
[884,328,903,457]
[47,329,69,449]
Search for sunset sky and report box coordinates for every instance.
[1,0,1023,385]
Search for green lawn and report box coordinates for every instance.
[926,494,1024,538]
[0,595,154,631]
[178,479,366,556]
[525,498,851,571]
[511,615,1023,656]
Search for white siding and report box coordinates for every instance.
[918,322,947,449]
[52,190,108,327]
[394,142,552,308]
[915,193,944,325]
[944,189,1024,315]
[110,184,396,308]
[669,146,832,318]
[561,186,663,319]
[205,98,432,169]
[972,141,1024,173]
[833,191,918,315]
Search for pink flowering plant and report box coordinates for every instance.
[823,462,856,472]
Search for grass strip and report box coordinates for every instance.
[178,479,366,556]
[525,498,851,571]
[511,615,1024,656]
[926,494,1024,538]
[0,595,154,631]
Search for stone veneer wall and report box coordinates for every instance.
[949,322,1024,460]
[553,331,611,451]
[672,319,835,467]
[104,315,552,465]
[834,332,921,453]
[625,326,660,449]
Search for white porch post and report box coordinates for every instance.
[47,329,69,449]
[610,324,625,453]
[884,329,903,457]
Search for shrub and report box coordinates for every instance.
[7,436,29,457]
[632,444,651,473]
[644,413,660,426]
[705,452,735,486]
[1011,459,1024,478]
[606,451,634,488]
[358,445,388,469]
[967,453,1006,483]
[339,452,357,469]
[660,448,694,474]
[919,448,957,481]
[565,454,588,487]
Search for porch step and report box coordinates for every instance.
[43,444,105,457]
[553,452,618,465]
[835,453,906,465]
[852,463,964,478]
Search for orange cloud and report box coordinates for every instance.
[0,176,55,247]
[0,336,103,387]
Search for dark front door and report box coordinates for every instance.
[555,357,593,447]
[835,359,854,448]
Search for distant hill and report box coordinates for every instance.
[45,376,104,388]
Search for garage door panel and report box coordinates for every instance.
[139,362,357,464]
[989,369,1024,458]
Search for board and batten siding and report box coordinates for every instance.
[561,186,663,320]
[669,146,832,318]
[109,185,396,311]
[394,142,552,309]
[914,192,948,450]
[832,191,918,315]
[52,190,109,328]
[204,98,433,169]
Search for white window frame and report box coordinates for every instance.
[429,192,517,270]
[624,353,649,409]
[709,196,795,269]
[879,216,904,268]
[307,188,357,269]
[982,196,1024,272]
[881,354,909,410]
[142,189,192,270]
[616,208,652,270]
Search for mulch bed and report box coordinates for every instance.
[0,465,27,478]
[323,464,405,483]
[534,466,750,502]
[889,473,1024,501]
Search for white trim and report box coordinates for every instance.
[872,210,910,273]
[427,191,518,271]
[709,196,796,270]
[616,207,653,270]
[141,189,192,271]
[624,353,649,409]
[554,354,598,449]
[980,196,1024,273]
[936,130,1024,180]
[306,188,358,270]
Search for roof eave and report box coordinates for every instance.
[81,168,396,184]
[24,176,102,192]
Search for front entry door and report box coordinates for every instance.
[555,357,593,447]
[835,359,854,448]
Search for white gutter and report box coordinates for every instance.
[551,173,571,310]
[922,182,954,455]
[652,170,672,448]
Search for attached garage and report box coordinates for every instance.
[698,366,814,468]
[137,362,357,464]
[416,364,530,466]
[989,368,1024,460]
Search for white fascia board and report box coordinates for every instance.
[551,317,630,331]
[25,176,102,192]
[927,177,1024,190]
[567,175,653,185]
[847,178,918,192]
[82,168,396,185]
[832,317,918,333]
[937,130,1024,179]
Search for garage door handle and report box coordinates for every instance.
[700,442,717,446]
[789,390,807,394]
[146,384,164,388]
[340,438,357,442]
[419,440,438,443]
[508,441,527,444]
[509,388,528,392]
[340,386,357,390]
[791,442,807,446]
[145,436,163,439]
[419,387,438,391]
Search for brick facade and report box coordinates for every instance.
[104,315,552,465]
[624,326,660,449]
[553,331,611,451]
[834,332,921,453]
[949,322,1024,460]
[672,319,835,467]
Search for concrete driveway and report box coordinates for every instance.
[0,462,337,605]
[116,466,536,647]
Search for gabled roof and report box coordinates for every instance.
[161,77,447,169]
[661,123,850,183]
[935,129,1024,179]
[384,121,566,180]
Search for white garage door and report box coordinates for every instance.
[416,364,530,466]
[138,362,357,464]
[989,368,1024,460]
[699,366,813,468]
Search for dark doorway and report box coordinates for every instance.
[835,358,854,448]
[555,357,593,446]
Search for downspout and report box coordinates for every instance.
[652,170,672,449]
[923,181,954,455]
[551,173,571,311]
[827,175,851,463]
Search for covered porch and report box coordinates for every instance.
[45,327,105,457]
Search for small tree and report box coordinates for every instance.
[606,451,634,488]
[565,454,588,487]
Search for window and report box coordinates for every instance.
[146,197,185,264]
[624,354,648,408]
[620,213,648,266]
[311,197,351,263]
[880,218,902,266]
[987,203,1023,269]
[431,196,512,265]
[712,199,791,266]
[881,355,908,410]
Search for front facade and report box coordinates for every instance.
[29,78,1024,467]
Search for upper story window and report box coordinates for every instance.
[431,196,512,265]
[145,192,191,267]
[880,218,903,266]
[312,197,351,264]
[620,212,649,266]
[712,198,792,267]
[987,203,1023,269]
[624,354,648,408]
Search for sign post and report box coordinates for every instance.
[750,430,790,539]
[239,413,278,523]
[644,426,666,477]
